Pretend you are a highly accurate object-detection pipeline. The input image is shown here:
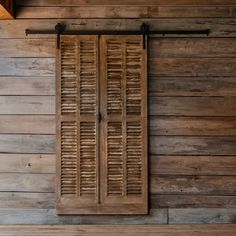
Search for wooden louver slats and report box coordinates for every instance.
[57,35,147,215]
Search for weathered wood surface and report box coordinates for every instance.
[150,77,236,97]
[0,209,167,224]
[0,134,54,153]
[151,195,236,208]
[0,224,236,236]
[150,117,236,136]
[0,154,55,173]
[0,58,54,76]
[0,115,55,133]
[150,136,236,155]
[15,0,236,6]
[150,97,236,116]
[0,77,55,95]
[0,96,55,114]
[1,19,236,38]
[169,208,236,224]
[16,6,236,19]
[151,176,236,195]
[150,155,236,175]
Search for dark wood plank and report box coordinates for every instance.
[0,154,55,173]
[150,136,236,155]
[0,58,55,76]
[169,208,236,224]
[150,155,236,175]
[149,97,236,116]
[151,195,236,208]
[150,58,236,77]
[0,39,55,57]
[149,117,236,136]
[0,19,236,38]
[149,77,236,97]
[0,134,55,153]
[0,115,55,134]
[151,175,236,195]
[16,6,233,19]
[0,77,55,95]
[0,192,55,208]
[15,0,236,6]
[0,209,167,224]
[0,173,54,192]
[150,38,236,58]
[0,96,55,115]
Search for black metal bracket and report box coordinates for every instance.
[25,23,210,50]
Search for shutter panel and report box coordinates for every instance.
[100,35,148,214]
[56,35,99,214]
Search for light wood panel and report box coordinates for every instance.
[150,136,236,155]
[16,6,235,19]
[150,155,236,176]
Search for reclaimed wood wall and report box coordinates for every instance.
[0,0,235,224]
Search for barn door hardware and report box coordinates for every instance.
[25,23,210,49]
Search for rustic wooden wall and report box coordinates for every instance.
[0,0,235,224]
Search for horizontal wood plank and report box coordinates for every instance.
[0,154,55,173]
[0,39,55,57]
[149,117,236,136]
[150,97,236,116]
[0,209,167,224]
[16,6,234,19]
[169,208,236,224]
[150,38,236,58]
[0,19,236,38]
[0,96,55,115]
[15,0,236,6]
[0,58,54,76]
[150,136,236,155]
[0,134,55,153]
[0,77,55,95]
[150,58,236,77]
[149,77,236,97]
[151,175,236,195]
[151,195,236,208]
[150,155,236,175]
[0,115,55,133]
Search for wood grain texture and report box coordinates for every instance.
[150,155,236,175]
[0,115,55,134]
[0,19,236,38]
[0,96,55,115]
[150,38,236,58]
[15,0,236,6]
[0,225,235,236]
[151,195,236,208]
[0,39,55,57]
[150,58,236,77]
[149,117,236,136]
[0,77,55,95]
[0,134,55,153]
[0,209,167,224]
[150,97,236,116]
[150,136,236,155]
[149,77,236,97]
[151,175,236,195]
[169,208,236,224]
[16,6,235,19]
[0,173,54,192]
[0,58,55,76]
[0,154,55,173]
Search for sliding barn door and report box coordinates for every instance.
[56,35,147,214]
[100,35,147,214]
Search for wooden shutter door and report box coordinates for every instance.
[100,35,148,214]
[56,35,99,214]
